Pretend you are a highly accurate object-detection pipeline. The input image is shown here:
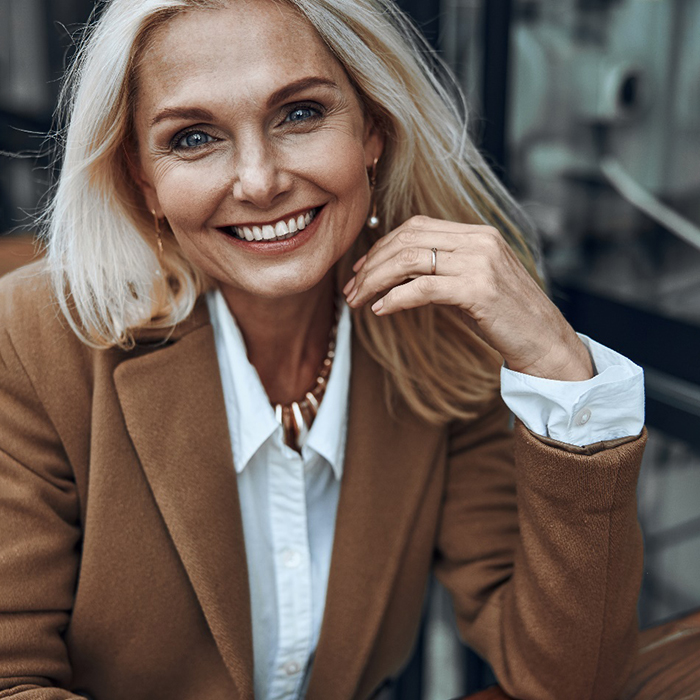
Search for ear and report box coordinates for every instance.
[363,119,385,170]
[123,141,164,218]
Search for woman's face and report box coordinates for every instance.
[133,0,383,301]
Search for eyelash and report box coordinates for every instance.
[171,129,215,151]
[169,102,326,152]
[282,102,324,124]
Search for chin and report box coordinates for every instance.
[225,264,335,301]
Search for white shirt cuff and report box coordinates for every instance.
[500,334,645,447]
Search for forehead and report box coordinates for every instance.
[136,0,348,112]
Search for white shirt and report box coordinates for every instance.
[207,290,350,699]
[206,289,644,700]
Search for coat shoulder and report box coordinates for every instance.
[0,260,72,346]
[0,260,91,393]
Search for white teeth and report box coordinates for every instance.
[229,207,318,242]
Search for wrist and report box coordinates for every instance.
[507,340,595,382]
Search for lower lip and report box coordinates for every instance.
[217,207,324,256]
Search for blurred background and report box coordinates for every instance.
[1,0,699,697]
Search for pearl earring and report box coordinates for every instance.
[366,158,380,229]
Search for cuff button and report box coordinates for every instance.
[575,408,592,426]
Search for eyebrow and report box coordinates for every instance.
[265,76,341,107]
[150,106,216,128]
[149,76,340,128]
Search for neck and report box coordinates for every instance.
[220,273,337,405]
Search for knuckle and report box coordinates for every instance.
[418,275,438,294]
[479,229,503,253]
[383,288,396,305]
[409,214,431,227]
[397,229,417,246]
[398,247,420,266]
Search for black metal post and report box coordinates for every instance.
[396,0,441,49]
[480,0,514,178]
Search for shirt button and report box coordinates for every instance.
[284,661,301,675]
[282,549,302,568]
[575,408,592,426]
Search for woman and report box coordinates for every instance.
[0,0,646,698]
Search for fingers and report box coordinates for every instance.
[346,247,467,308]
[359,229,460,276]
[352,254,367,272]
[352,222,502,283]
[345,232,502,306]
[344,217,507,316]
[344,231,468,301]
[368,216,493,258]
[347,246,425,305]
[377,215,487,244]
[371,275,461,315]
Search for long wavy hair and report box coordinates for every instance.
[43,0,541,424]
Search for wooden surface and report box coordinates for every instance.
[459,609,700,700]
[621,609,700,700]
[0,234,42,277]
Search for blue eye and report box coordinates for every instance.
[175,130,214,149]
[285,106,319,123]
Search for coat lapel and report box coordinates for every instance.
[113,300,442,700]
[113,302,254,699]
[306,332,444,700]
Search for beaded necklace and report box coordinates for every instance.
[272,300,340,451]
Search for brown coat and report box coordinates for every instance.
[0,264,645,700]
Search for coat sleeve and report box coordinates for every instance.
[433,398,645,700]
[0,322,86,698]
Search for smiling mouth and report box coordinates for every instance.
[221,206,322,242]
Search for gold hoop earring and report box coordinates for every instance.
[366,157,380,229]
[151,209,164,257]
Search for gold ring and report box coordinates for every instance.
[430,247,438,275]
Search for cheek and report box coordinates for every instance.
[312,133,367,191]
[301,134,371,223]
[153,160,230,231]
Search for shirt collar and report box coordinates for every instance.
[207,289,279,473]
[206,289,350,480]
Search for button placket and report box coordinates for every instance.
[282,548,302,568]
[267,451,313,699]
[284,661,301,675]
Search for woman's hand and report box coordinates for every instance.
[343,215,594,382]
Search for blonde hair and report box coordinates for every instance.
[44,0,541,424]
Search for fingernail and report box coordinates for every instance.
[353,255,367,272]
[371,299,384,314]
[342,277,355,295]
[347,288,358,303]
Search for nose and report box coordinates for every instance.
[232,140,291,209]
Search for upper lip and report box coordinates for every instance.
[219,205,322,230]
